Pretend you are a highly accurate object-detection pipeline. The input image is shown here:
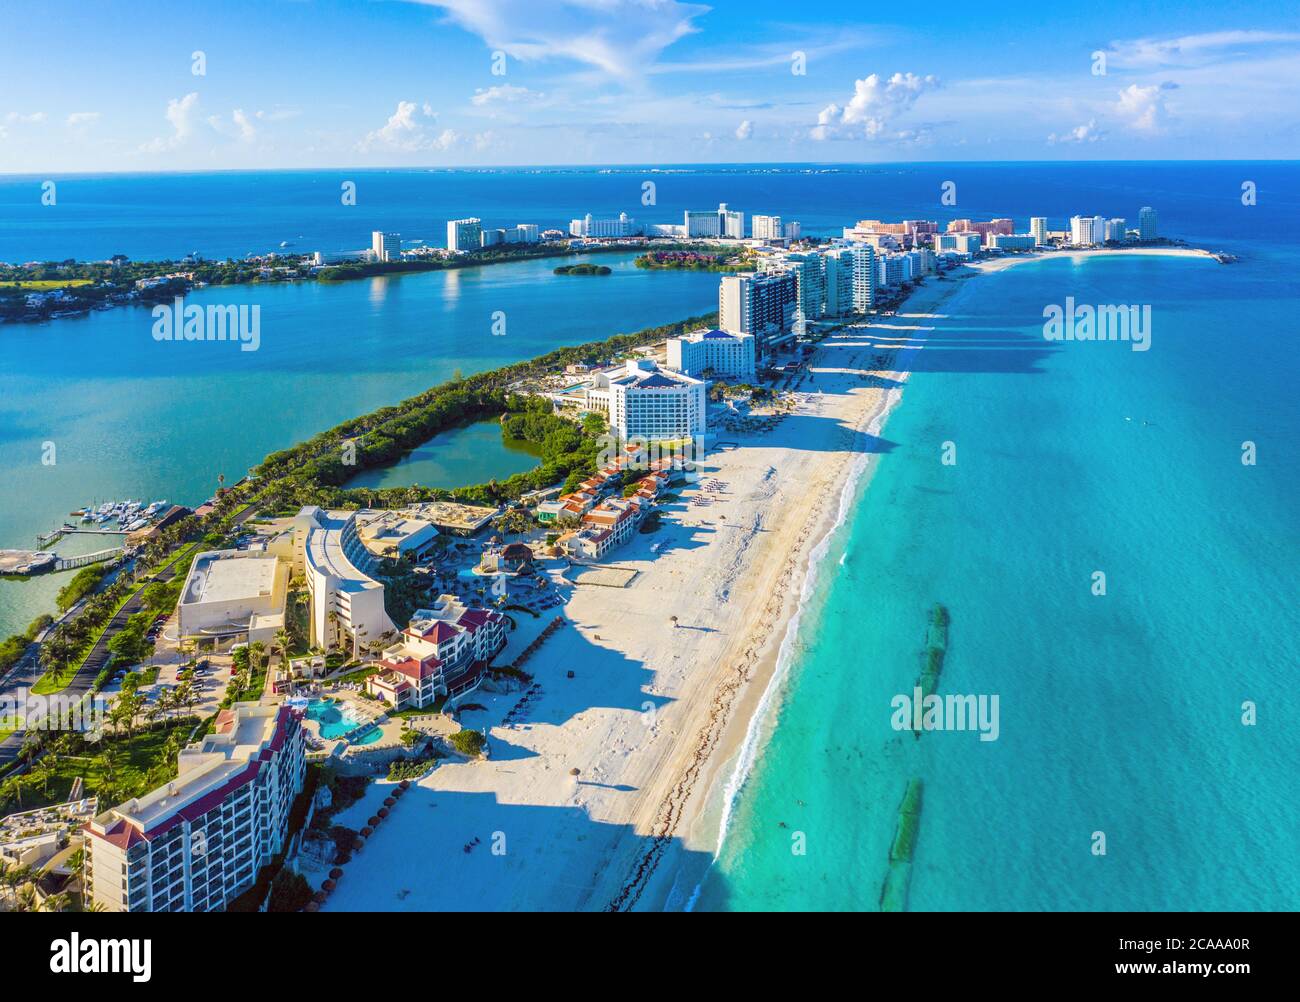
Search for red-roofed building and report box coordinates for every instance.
[365,596,506,709]
[83,702,306,912]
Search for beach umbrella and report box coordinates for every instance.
[368,816,380,827]
[352,838,365,850]
[329,868,343,880]
[378,808,389,818]
[569,767,581,777]
[313,891,327,904]
[361,827,373,837]
[383,797,396,807]
[322,879,336,892]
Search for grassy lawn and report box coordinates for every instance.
[0,278,94,289]
[32,542,201,696]
[0,717,23,741]
[2,719,197,814]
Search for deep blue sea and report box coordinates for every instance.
[2,163,1297,911]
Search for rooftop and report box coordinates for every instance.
[181,550,282,606]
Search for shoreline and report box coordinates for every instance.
[611,275,961,912]
[320,268,969,913]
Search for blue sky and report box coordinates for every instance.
[1,0,1298,171]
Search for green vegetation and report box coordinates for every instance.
[553,263,611,276]
[0,278,94,288]
[248,310,715,513]
[0,718,199,814]
[32,542,198,696]
[266,869,314,912]
[388,751,442,781]
[55,565,109,612]
[635,250,752,272]
[449,729,486,757]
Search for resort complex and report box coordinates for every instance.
[83,703,307,913]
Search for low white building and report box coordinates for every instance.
[177,549,288,650]
[354,510,438,561]
[84,702,306,913]
[667,328,756,381]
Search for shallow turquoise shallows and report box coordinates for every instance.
[693,248,1299,911]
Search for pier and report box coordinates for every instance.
[1,546,123,576]
[36,526,128,547]
[55,548,124,571]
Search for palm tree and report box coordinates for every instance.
[275,629,293,695]
[248,640,266,676]
[2,775,24,812]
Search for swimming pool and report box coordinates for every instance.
[306,698,381,744]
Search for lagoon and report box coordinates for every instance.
[0,251,719,638]
[343,419,543,492]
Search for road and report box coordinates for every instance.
[0,503,256,770]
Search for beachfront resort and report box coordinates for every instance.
[1,201,1193,914]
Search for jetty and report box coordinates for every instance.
[37,526,128,547]
[0,546,122,576]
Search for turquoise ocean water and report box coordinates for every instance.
[2,164,1297,910]
[694,248,1300,911]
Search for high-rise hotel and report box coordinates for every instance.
[84,702,307,913]
[718,271,798,346]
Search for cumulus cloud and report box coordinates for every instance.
[1115,82,1177,132]
[410,0,707,80]
[66,111,100,126]
[4,111,47,124]
[1048,119,1104,144]
[811,72,938,140]
[735,119,753,140]
[358,103,491,154]
[360,100,426,151]
[140,93,200,153]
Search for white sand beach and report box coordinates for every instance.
[321,274,967,913]
[320,245,1229,911]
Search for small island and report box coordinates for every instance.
[553,263,612,276]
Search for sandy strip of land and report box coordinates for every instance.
[968,244,1219,276]
[317,245,1226,912]
[321,274,963,913]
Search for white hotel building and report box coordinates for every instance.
[667,328,757,381]
[586,359,707,442]
[293,507,396,651]
[85,702,306,913]
[370,230,400,262]
[446,217,483,252]
[569,212,641,238]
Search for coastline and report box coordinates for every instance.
[320,270,968,913]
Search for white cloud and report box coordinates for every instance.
[1106,30,1300,70]
[359,100,426,151]
[209,109,257,143]
[411,0,708,80]
[471,84,545,106]
[4,111,46,124]
[1048,119,1104,144]
[140,93,200,153]
[1115,82,1177,132]
[812,72,938,140]
[735,119,753,140]
[66,111,100,126]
